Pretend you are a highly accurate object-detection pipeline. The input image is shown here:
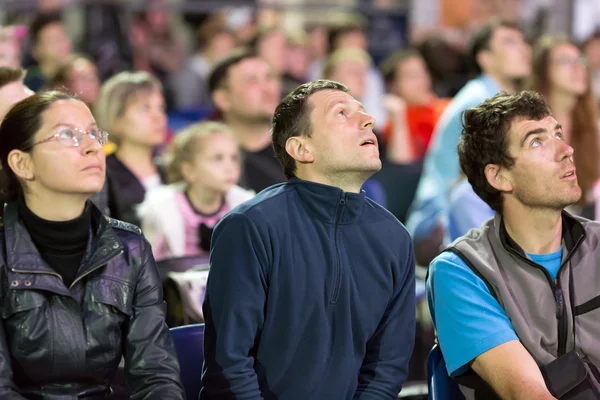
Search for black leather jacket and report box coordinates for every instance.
[0,201,184,399]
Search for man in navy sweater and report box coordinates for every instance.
[201,79,416,399]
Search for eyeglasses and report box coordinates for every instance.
[553,56,589,68]
[22,126,109,150]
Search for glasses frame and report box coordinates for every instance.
[21,126,109,151]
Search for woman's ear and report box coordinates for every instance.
[485,164,513,192]
[285,136,313,164]
[7,150,34,182]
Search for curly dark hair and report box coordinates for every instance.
[458,91,551,212]
[271,79,348,179]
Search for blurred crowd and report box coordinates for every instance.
[3,0,600,387]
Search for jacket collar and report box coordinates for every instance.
[495,210,586,260]
[3,200,124,293]
[287,177,367,224]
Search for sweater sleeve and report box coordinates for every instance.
[354,235,416,399]
[201,212,269,399]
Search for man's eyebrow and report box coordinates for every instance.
[520,127,546,147]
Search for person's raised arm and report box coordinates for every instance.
[201,212,270,399]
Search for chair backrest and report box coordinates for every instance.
[428,344,465,400]
[170,323,205,400]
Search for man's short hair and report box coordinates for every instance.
[458,91,551,212]
[207,48,258,95]
[271,79,348,179]
[467,18,521,75]
[0,66,25,89]
[29,12,63,46]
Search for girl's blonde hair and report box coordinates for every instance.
[94,71,162,138]
[167,121,236,184]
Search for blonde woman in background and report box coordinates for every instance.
[95,71,168,225]
[138,121,254,260]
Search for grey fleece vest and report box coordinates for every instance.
[445,212,600,399]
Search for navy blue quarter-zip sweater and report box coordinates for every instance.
[201,178,416,400]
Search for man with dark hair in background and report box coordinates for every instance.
[428,91,600,400]
[25,12,73,92]
[405,18,531,265]
[202,79,416,399]
[208,49,284,193]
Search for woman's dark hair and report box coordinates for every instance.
[458,91,551,213]
[526,35,599,205]
[0,90,80,202]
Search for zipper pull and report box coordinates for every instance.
[553,280,564,318]
[340,193,346,205]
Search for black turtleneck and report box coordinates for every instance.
[18,198,90,288]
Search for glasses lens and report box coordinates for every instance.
[58,128,77,147]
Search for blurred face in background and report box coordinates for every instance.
[113,89,167,148]
[328,59,367,100]
[34,22,72,66]
[0,81,33,121]
[67,58,100,106]
[183,132,241,194]
[257,29,288,75]
[0,36,21,68]
[394,55,435,105]
[286,41,311,80]
[548,43,589,96]
[335,30,367,51]
[481,26,531,81]
[216,57,281,123]
[206,31,236,63]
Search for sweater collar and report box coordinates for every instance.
[287,177,367,224]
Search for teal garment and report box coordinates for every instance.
[406,75,502,242]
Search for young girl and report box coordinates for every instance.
[94,71,168,225]
[0,90,183,398]
[138,121,254,260]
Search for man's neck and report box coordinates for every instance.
[502,201,563,254]
[485,72,517,94]
[295,169,370,194]
[226,118,272,152]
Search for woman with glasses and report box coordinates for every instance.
[0,90,184,399]
[527,35,600,218]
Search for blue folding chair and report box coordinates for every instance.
[170,324,205,400]
[428,344,465,400]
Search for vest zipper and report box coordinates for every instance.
[330,193,346,304]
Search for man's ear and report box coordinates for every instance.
[7,150,34,182]
[212,89,231,114]
[485,164,513,192]
[285,136,313,164]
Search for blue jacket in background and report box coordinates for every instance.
[405,75,501,242]
[201,178,416,400]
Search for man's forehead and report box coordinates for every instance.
[231,58,269,76]
[313,89,355,107]
[514,115,557,131]
[492,26,522,41]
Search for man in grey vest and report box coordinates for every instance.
[427,90,600,399]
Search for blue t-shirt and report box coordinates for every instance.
[427,247,563,376]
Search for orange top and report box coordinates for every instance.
[383,98,450,161]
